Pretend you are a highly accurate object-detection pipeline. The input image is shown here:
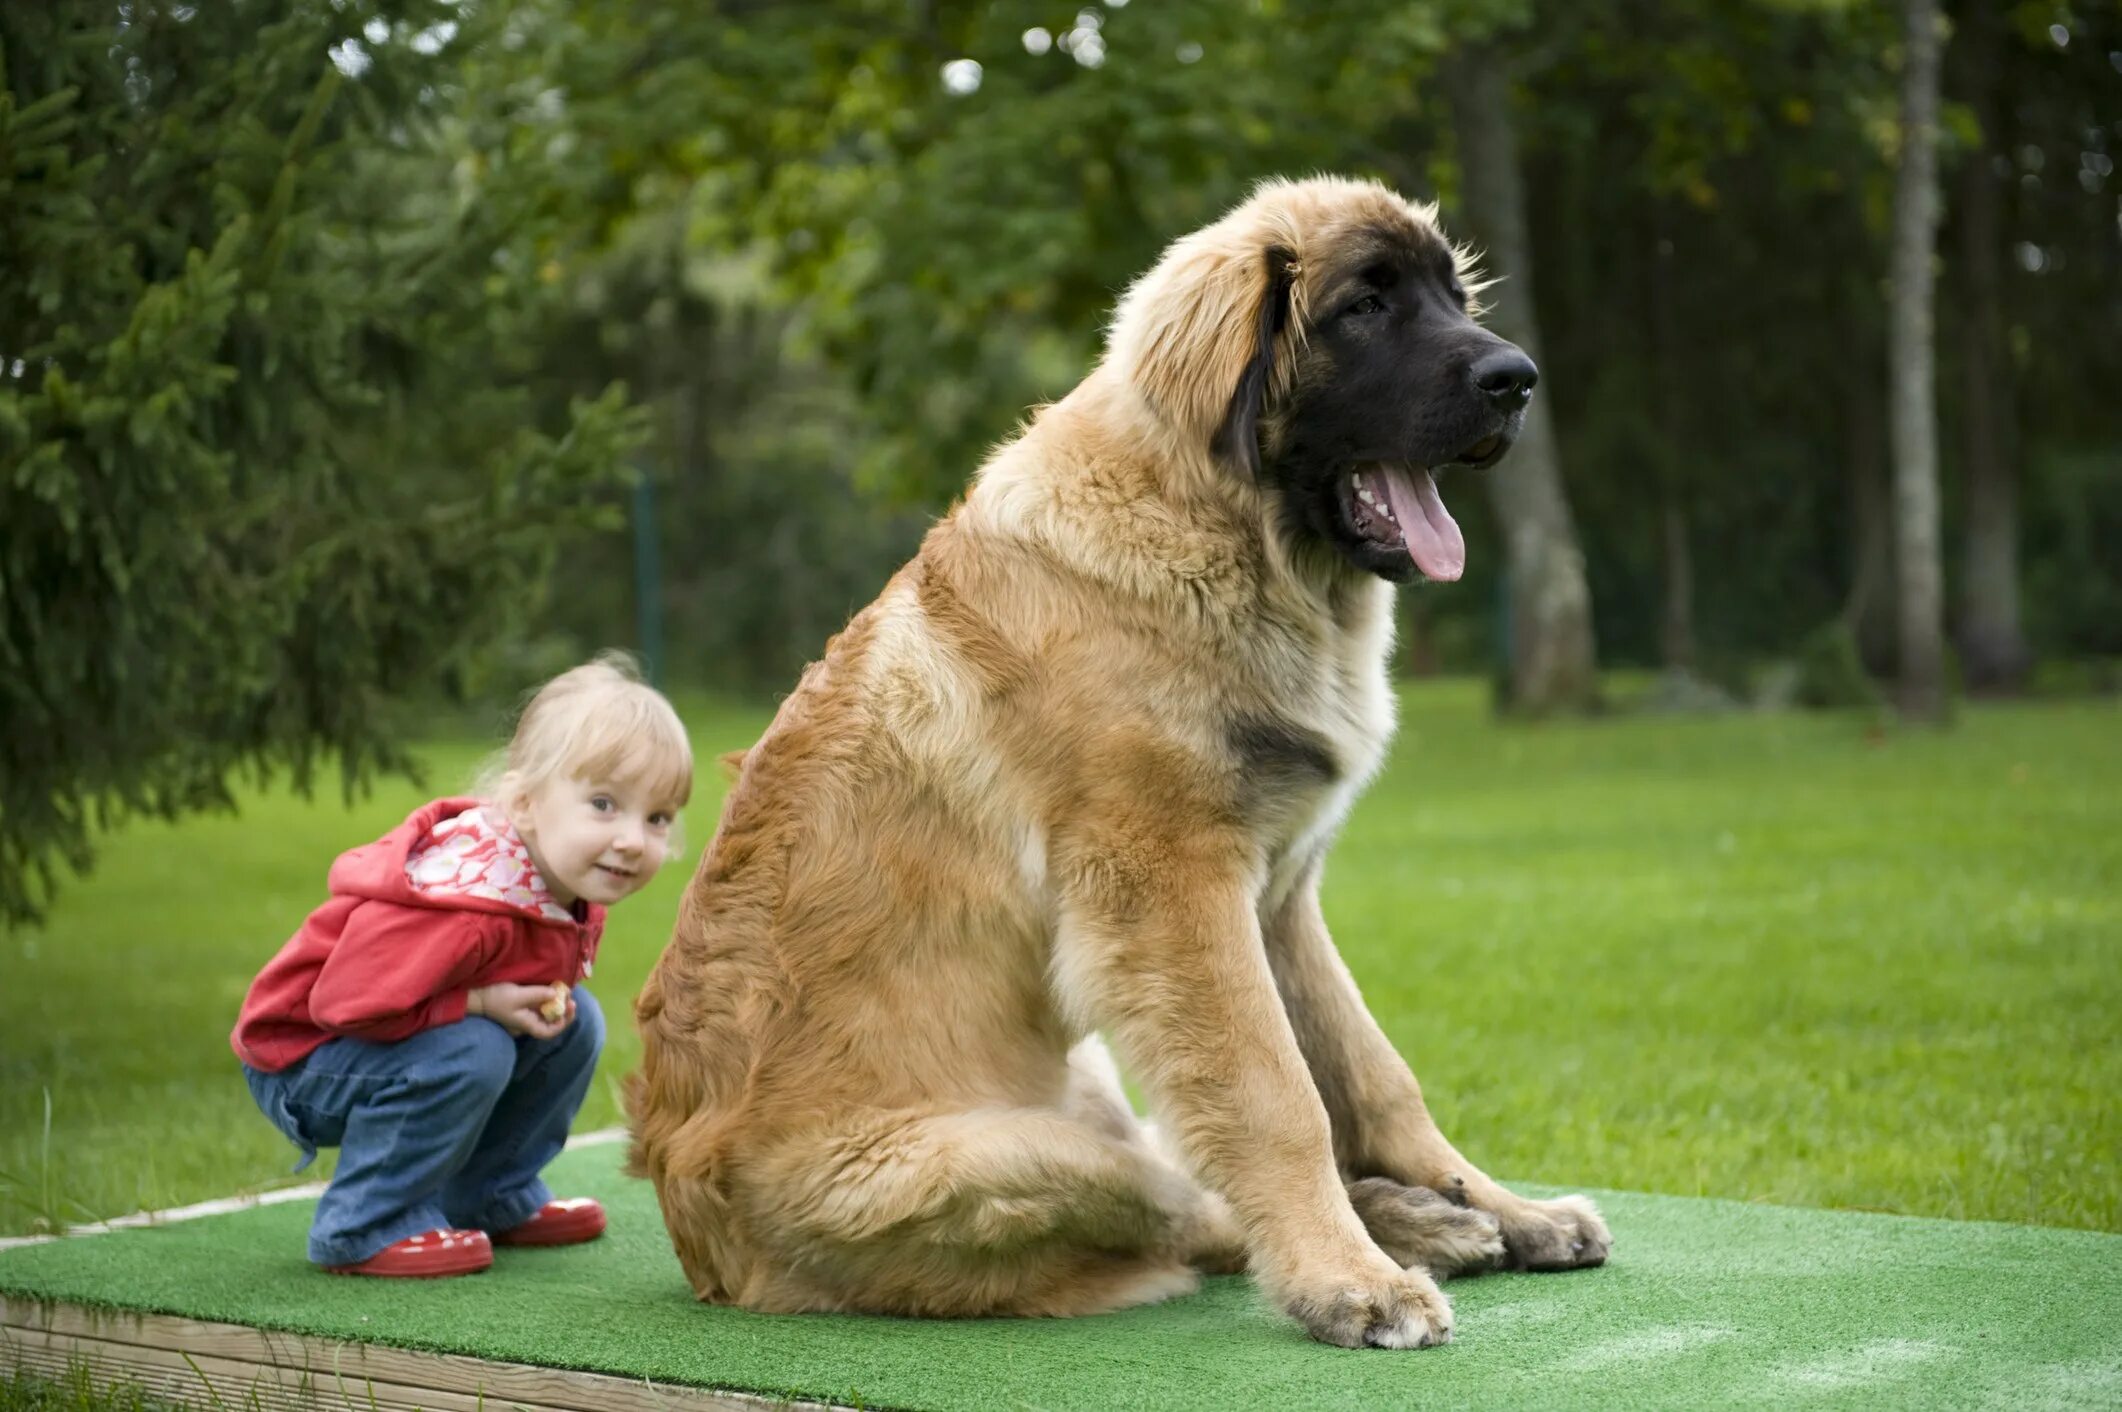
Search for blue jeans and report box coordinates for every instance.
[243,986,605,1267]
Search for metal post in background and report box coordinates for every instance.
[632,465,665,691]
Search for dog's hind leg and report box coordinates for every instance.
[1062,1035,1248,1273]
[744,1105,1218,1318]
[1060,1033,1147,1143]
[1347,1176,1504,1279]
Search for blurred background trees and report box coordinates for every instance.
[5,0,2118,916]
[0,0,641,922]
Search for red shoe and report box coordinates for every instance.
[492,1197,606,1247]
[325,1228,492,1278]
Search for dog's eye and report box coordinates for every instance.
[1346,294,1387,318]
[1449,283,1468,305]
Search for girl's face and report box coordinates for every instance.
[512,771,678,909]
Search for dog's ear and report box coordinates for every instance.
[1110,236,1301,470]
[1212,246,1299,479]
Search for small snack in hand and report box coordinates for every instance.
[538,982,569,1023]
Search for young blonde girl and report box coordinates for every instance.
[233,654,691,1277]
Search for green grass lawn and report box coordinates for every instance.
[3,681,2117,1239]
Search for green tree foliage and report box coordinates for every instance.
[0,1,641,922]
[1522,0,1903,669]
[469,2,1469,466]
[518,0,2116,694]
[447,1,1506,679]
[1988,3,2122,661]
[1525,0,2117,681]
[5,1,2116,917]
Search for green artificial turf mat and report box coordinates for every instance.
[3,1143,2118,1410]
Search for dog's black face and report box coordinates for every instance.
[1227,230,1536,584]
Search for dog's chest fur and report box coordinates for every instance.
[1235,581,1398,913]
[937,448,1401,918]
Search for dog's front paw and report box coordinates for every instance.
[1495,1193,1610,1271]
[1280,1255,1454,1349]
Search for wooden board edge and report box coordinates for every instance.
[2,1296,850,1412]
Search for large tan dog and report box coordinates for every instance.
[629,176,1610,1349]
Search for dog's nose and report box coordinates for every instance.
[1470,347,1538,408]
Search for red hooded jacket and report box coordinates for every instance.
[231,798,605,1072]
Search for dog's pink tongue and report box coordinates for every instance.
[1385,467,1465,582]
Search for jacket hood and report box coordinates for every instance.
[326,797,580,925]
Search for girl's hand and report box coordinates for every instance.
[468,982,575,1040]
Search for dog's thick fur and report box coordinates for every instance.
[628,177,1610,1350]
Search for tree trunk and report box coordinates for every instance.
[1442,46,1600,715]
[1952,0,2031,691]
[1889,0,1948,722]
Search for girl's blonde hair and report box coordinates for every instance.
[475,652,694,812]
